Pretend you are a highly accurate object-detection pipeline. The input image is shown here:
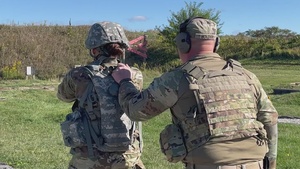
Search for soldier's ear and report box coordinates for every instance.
[91,49,97,56]
[89,48,100,57]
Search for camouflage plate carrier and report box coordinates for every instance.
[60,58,143,158]
[160,59,266,163]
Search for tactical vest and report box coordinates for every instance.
[61,59,136,157]
[171,59,264,153]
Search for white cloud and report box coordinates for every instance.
[129,16,147,22]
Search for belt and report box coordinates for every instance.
[71,147,105,157]
[187,160,263,169]
[71,147,127,158]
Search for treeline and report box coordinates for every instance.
[219,27,300,61]
[0,24,300,79]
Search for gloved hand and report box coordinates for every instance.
[112,63,132,84]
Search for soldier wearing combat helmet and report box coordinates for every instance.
[112,17,278,169]
[57,21,145,169]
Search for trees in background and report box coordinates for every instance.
[1,2,300,79]
[1,24,300,80]
[147,1,223,68]
[219,27,300,61]
[241,26,298,38]
[0,24,91,79]
[157,1,223,45]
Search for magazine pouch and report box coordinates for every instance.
[159,124,187,163]
[60,110,86,148]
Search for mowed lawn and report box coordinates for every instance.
[0,64,300,169]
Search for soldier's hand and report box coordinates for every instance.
[112,63,132,84]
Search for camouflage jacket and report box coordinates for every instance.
[118,53,278,160]
[57,57,143,103]
[57,56,143,152]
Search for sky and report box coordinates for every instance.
[1,0,300,35]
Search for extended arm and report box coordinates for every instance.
[254,76,278,169]
[113,63,182,121]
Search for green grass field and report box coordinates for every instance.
[1,65,300,169]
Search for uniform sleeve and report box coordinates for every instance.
[118,70,183,121]
[253,77,278,126]
[249,72,278,162]
[57,67,91,103]
[57,70,76,102]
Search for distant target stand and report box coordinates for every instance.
[26,66,35,80]
[25,36,147,80]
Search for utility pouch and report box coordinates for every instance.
[255,128,269,146]
[159,124,187,163]
[60,110,86,148]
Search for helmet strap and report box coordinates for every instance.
[90,47,110,60]
[99,46,110,57]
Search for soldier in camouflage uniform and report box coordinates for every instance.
[57,21,145,169]
[111,17,278,169]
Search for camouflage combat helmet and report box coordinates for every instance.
[85,21,130,49]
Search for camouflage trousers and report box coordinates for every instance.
[68,146,145,169]
[185,160,263,169]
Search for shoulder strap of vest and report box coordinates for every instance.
[73,66,103,158]
[78,66,95,110]
[179,62,204,124]
[180,62,204,80]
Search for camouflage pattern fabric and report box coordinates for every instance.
[184,17,217,39]
[185,160,263,169]
[68,152,144,169]
[90,67,132,152]
[60,109,86,148]
[174,62,267,153]
[57,59,143,103]
[159,124,187,163]
[68,133,145,169]
[117,53,278,165]
[57,57,144,168]
[85,22,130,50]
